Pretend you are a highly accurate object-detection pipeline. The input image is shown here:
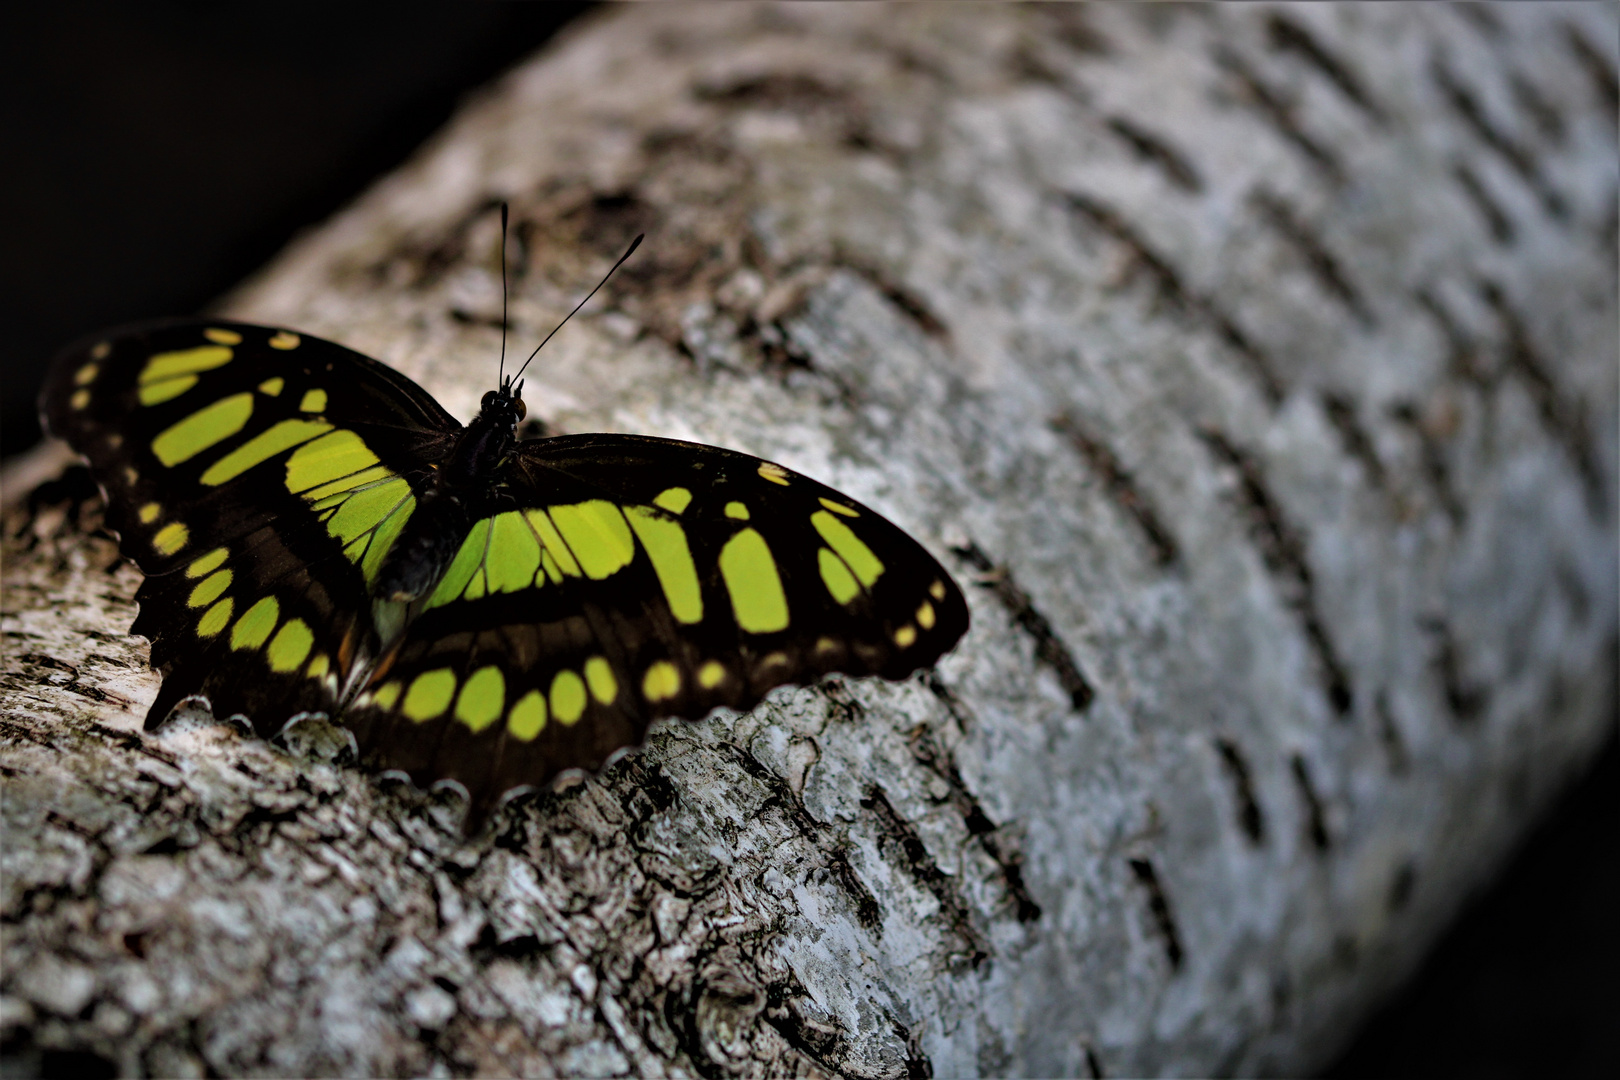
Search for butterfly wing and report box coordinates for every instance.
[344,433,969,822]
[40,319,461,731]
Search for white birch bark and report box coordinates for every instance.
[3,4,1615,1076]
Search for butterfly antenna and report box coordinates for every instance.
[512,233,643,383]
[497,202,510,388]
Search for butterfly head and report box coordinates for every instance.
[479,376,527,435]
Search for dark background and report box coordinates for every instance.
[2,5,1613,1077]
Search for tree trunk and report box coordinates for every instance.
[3,4,1615,1076]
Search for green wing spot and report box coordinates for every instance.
[230,596,280,651]
[328,476,413,552]
[138,345,233,405]
[186,547,228,578]
[201,418,332,486]
[811,511,884,587]
[299,388,328,413]
[153,522,190,556]
[403,669,456,721]
[654,487,692,514]
[508,690,547,741]
[358,492,416,586]
[267,619,315,673]
[74,362,99,386]
[584,656,618,705]
[372,681,403,711]
[204,328,242,345]
[285,430,382,494]
[818,497,859,518]
[307,465,391,504]
[257,377,284,396]
[151,393,254,467]
[697,661,726,689]
[642,661,681,702]
[624,505,704,624]
[548,501,634,580]
[818,547,861,604]
[454,666,505,732]
[524,510,581,577]
[724,501,750,520]
[550,670,587,725]
[197,598,234,638]
[188,570,232,608]
[425,518,491,610]
[719,528,789,633]
[306,653,330,680]
[486,512,542,594]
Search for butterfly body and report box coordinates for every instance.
[41,318,968,826]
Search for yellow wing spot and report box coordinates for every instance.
[230,596,279,650]
[257,377,285,396]
[758,462,791,486]
[893,625,918,648]
[90,342,111,360]
[507,690,547,741]
[306,653,330,681]
[186,548,228,577]
[151,392,254,466]
[524,509,581,578]
[204,328,243,345]
[811,511,883,587]
[267,618,315,673]
[403,669,457,722]
[719,528,790,633]
[624,505,704,624]
[818,497,859,517]
[153,522,190,556]
[123,467,138,484]
[697,661,727,690]
[268,331,301,350]
[584,657,618,705]
[455,666,506,733]
[548,501,635,579]
[299,388,327,413]
[818,547,860,605]
[197,598,234,638]
[482,511,542,595]
[285,429,382,494]
[814,636,841,657]
[138,345,233,406]
[916,600,936,630]
[654,487,693,514]
[550,670,587,725]
[74,362,99,385]
[70,389,89,410]
[187,570,232,609]
[201,418,332,486]
[929,579,947,601]
[372,681,403,711]
[138,502,162,524]
[758,651,792,676]
[642,661,681,702]
[724,501,750,520]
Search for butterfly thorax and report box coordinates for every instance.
[373,385,524,606]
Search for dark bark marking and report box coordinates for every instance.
[1265,13,1385,123]
[908,723,1042,923]
[1388,401,1465,526]
[1215,48,1345,183]
[1565,21,1619,127]
[1455,5,1502,37]
[1412,288,1491,387]
[1199,431,1355,717]
[1060,193,1285,404]
[1103,116,1203,192]
[1289,754,1330,852]
[1127,857,1184,971]
[1374,691,1410,776]
[1509,73,1567,144]
[1430,57,1568,221]
[1214,738,1266,845]
[950,540,1095,711]
[860,785,990,969]
[1051,414,1180,567]
[1320,393,1386,489]
[1084,1043,1106,1079]
[1387,861,1417,913]
[1477,279,1604,509]
[834,257,950,340]
[1250,190,1373,325]
[1420,617,1488,724]
[1450,160,1516,244]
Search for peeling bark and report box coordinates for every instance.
[3,5,1616,1076]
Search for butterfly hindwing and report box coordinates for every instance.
[42,320,460,728]
[344,434,969,817]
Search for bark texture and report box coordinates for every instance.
[3,4,1616,1076]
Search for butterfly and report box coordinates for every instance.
[37,234,969,829]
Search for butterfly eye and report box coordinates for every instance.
[481,390,498,409]
[514,399,526,421]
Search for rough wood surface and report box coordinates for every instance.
[3,4,1615,1076]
